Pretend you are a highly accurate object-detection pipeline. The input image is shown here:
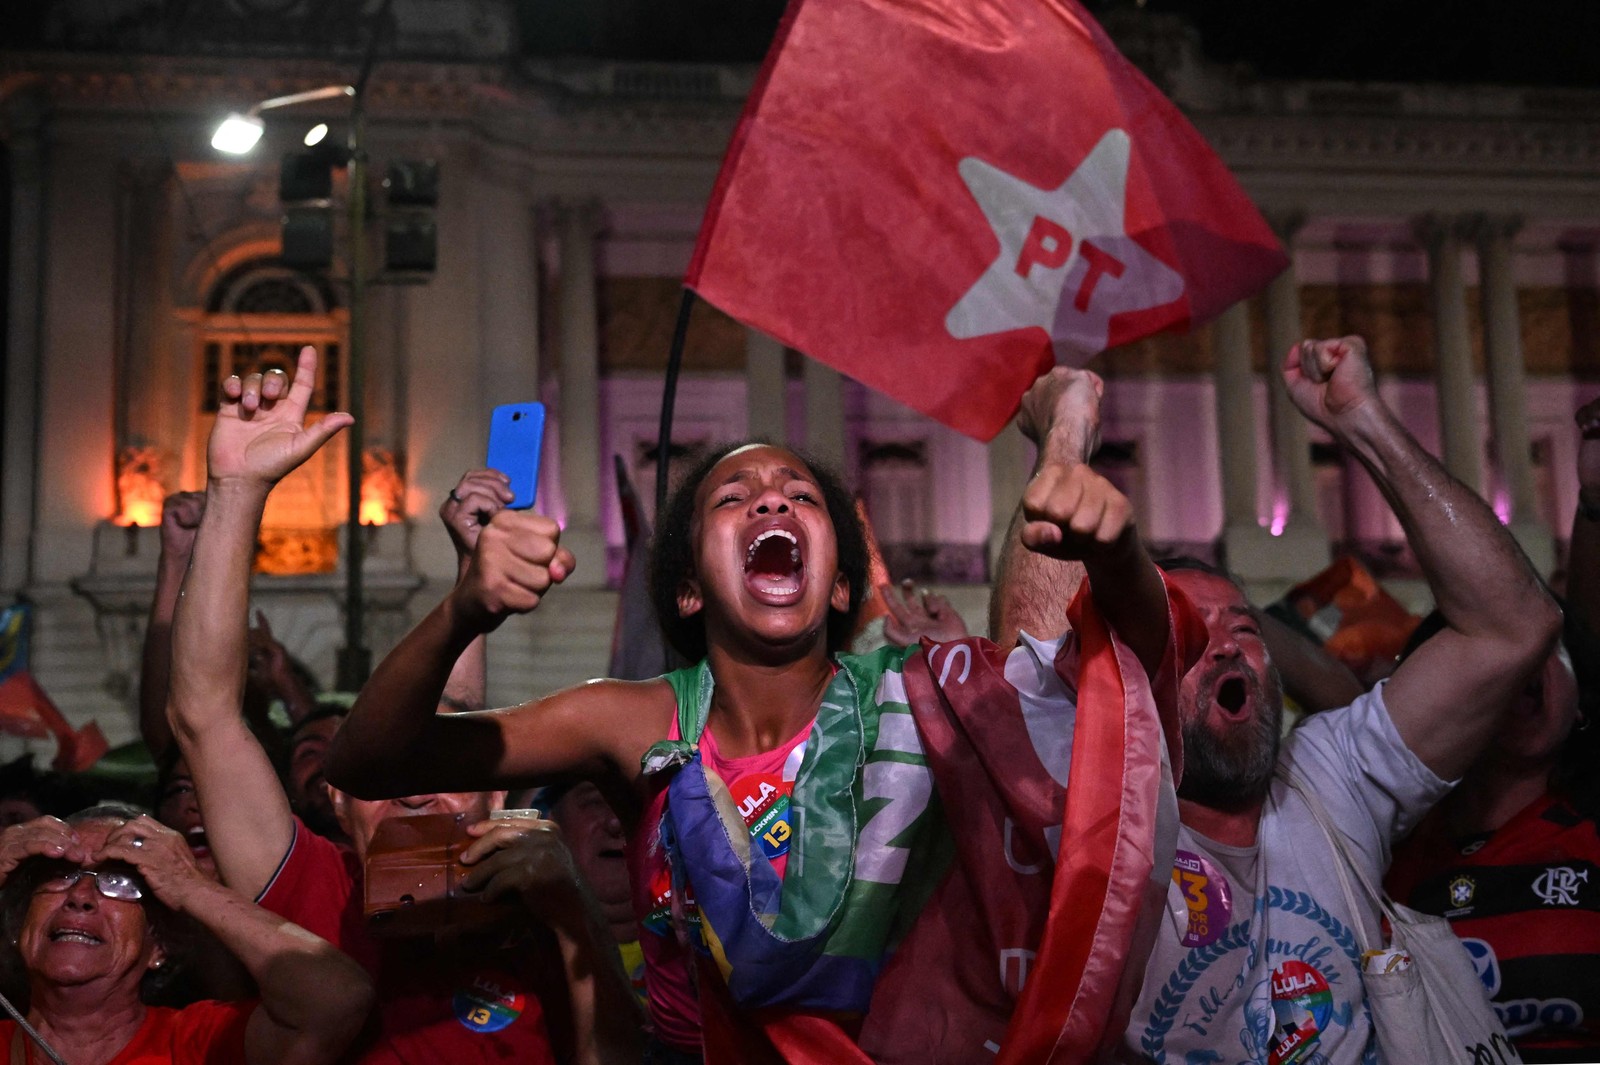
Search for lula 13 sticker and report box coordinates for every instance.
[453,970,525,1033]
[1268,960,1332,1065]
[729,772,794,859]
[1172,849,1232,948]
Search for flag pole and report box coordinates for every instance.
[655,289,697,517]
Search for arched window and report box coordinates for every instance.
[196,260,347,574]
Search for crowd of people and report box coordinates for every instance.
[0,333,1594,1064]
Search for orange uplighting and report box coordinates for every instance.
[119,500,163,528]
[360,447,404,526]
[113,446,168,527]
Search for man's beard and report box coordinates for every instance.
[1177,662,1284,811]
[296,780,348,843]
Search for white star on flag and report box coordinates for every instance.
[945,129,1186,359]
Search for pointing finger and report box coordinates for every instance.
[284,346,320,419]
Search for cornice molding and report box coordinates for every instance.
[6,53,1597,178]
[0,54,498,120]
[1200,113,1600,176]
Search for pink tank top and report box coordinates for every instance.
[627,715,814,1051]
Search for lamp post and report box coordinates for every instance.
[212,56,384,690]
[339,69,372,691]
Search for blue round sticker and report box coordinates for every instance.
[452,970,525,1034]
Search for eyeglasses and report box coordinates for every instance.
[36,868,145,902]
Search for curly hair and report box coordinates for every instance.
[649,442,868,663]
[0,803,192,1010]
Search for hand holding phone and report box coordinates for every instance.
[487,402,545,510]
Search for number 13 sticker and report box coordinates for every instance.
[1172,849,1232,948]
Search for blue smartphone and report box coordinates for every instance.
[487,402,546,510]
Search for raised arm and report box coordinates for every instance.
[1285,337,1560,779]
[97,816,373,1065]
[988,370,1096,649]
[244,611,317,726]
[138,491,205,761]
[1259,608,1364,715]
[434,469,513,714]
[461,814,645,1065]
[167,348,351,899]
[325,502,667,802]
[990,367,1170,680]
[1568,398,1600,653]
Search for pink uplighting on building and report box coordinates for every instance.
[1269,495,1290,537]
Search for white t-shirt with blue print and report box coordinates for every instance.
[1125,682,1452,1065]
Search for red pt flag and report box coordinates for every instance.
[687,0,1288,441]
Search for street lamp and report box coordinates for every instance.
[210,86,355,156]
[210,76,377,691]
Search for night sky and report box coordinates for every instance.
[3,1,1595,88]
[514,0,1600,88]
[1133,0,1600,88]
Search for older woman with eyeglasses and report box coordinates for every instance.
[0,803,373,1065]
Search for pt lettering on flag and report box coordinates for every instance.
[686,0,1287,441]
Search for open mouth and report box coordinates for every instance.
[186,826,211,857]
[49,929,102,945]
[744,528,803,597]
[598,847,626,860]
[1215,676,1248,718]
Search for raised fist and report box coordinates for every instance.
[449,509,576,631]
[1282,336,1379,434]
[1019,461,1136,562]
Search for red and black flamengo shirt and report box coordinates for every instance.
[1386,793,1600,1060]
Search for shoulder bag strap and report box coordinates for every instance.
[1280,766,1493,1057]
[1276,766,1388,947]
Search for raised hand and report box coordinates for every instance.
[0,816,87,884]
[459,814,585,928]
[1018,461,1136,562]
[246,610,290,689]
[206,346,353,488]
[880,578,970,646]
[95,814,206,912]
[1282,335,1380,434]
[440,468,516,564]
[158,491,207,563]
[1017,366,1103,462]
[449,509,575,631]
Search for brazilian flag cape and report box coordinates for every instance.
[645,580,1204,1063]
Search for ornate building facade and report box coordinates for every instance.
[2,1,1598,755]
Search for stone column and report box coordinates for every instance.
[1214,302,1259,533]
[802,358,845,472]
[1213,301,1301,596]
[1261,214,1330,573]
[478,179,540,426]
[1475,215,1554,574]
[120,163,177,462]
[2,92,46,593]
[554,200,606,586]
[1420,216,1483,493]
[744,328,788,444]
